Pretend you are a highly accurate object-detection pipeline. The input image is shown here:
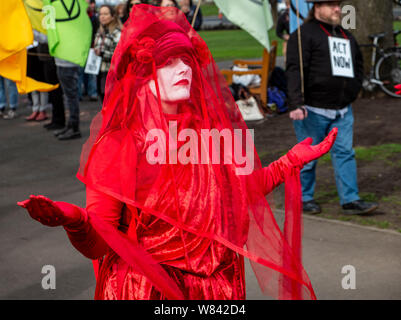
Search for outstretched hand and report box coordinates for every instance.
[287,128,338,168]
[17,195,82,227]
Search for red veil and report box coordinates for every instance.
[77,4,316,300]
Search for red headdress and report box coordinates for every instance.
[77,4,315,300]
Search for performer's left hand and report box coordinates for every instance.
[286,127,338,168]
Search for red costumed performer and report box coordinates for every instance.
[18,4,338,300]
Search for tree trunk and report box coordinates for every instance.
[343,0,394,75]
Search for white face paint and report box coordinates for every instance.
[149,57,192,104]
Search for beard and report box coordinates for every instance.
[328,14,341,26]
[316,7,342,26]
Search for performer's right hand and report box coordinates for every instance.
[17,195,84,227]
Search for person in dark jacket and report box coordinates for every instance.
[178,0,202,31]
[286,0,378,215]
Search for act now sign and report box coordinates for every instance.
[329,37,354,78]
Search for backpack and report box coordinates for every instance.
[268,86,288,113]
[269,66,287,95]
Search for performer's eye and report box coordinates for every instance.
[165,58,175,66]
[182,56,191,66]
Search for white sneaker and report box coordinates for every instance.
[3,109,17,119]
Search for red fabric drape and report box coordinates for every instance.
[76,4,316,300]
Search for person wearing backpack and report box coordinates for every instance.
[286,0,378,215]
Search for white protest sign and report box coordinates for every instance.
[84,49,102,75]
[328,37,354,78]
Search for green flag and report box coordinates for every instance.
[43,0,92,66]
[214,0,273,51]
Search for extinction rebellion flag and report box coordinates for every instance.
[213,0,273,51]
[43,0,92,67]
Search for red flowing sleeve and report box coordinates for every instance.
[63,188,124,260]
[252,154,293,195]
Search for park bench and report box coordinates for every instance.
[221,40,278,110]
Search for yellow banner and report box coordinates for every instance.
[0,0,33,61]
[0,0,58,93]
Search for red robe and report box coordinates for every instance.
[66,137,292,300]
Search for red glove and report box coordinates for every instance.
[394,84,401,95]
[286,128,338,168]
[17,195,86,228]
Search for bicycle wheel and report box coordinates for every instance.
[375,51,401,98]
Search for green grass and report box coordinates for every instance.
[198,29,284,62]
[320,143,401,165]
[381,195,401,206]
[394,21,401,44]
[355,144,401,162]
[323,214,393,230]
[315,186,338,202]
[198,20,401,63]
[350,217,391,229]
[316,189,380,205]
[200,3,219,17]
[359,192,379,202]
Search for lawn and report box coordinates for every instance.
[200,2,219,17]
[198,29,284,62]
[198,21,401,63]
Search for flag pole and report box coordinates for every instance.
[192,0,202,28]
[296,0,305,100]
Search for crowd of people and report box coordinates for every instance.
[1,0,203,140]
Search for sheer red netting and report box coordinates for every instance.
[76,4,316,300]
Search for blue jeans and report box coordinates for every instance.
[56,66,80,129]
[78,67,97,98]
[293,106,360,205]
[0,76,18,109]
